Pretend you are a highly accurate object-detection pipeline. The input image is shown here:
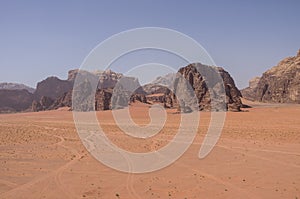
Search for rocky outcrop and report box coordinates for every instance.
[249,77,261,89]
[140,83,174,107]
[31,74,74,111]
[32,69,128,111]
[34,76,73,100]
[142,83,171,95]
[146,93,165,103]
[218,67,243,111]
[0,83,35,93]
[141,64,242,112]
[130,94,147,104]
[32,96,55,112]
[49,91,72,110]
[95,89,113,110]
[96,89,146,111]
[1,65,242,113]
[55,72,146,111]
[241,77,261,101]
[145,93,174,108]
[152,73,177,87]
[68,69,124,89]
[175,64,242,111]
[0,89,34,112]
[242,50,300,103]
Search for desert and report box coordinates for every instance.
[0,99,299,199]
[1,1,300,198]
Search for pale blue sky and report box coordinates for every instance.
[0,0,299,88]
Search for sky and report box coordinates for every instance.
[0,0,300,89]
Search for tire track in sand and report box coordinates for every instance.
[1,125,82,199]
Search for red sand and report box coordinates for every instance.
[0,101,299,198]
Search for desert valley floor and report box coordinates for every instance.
[0,100,299,199]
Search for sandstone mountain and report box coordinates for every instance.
[0,82,35,93]
[152,73,177,87]
[240,77,260,101]
[33,64,242,112]
[34,77,73,101]
[142,64,242,112]
[71,73,145,111]
[0,64,243,113]
[67,69,123,88]
[242,50,300,103]
[32,69,144,111]
[177,64,242,111]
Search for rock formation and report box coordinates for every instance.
[49,90,73,110]
[141,64,242,112]
[32,69,131,111]
[51,70,146,111]
[0,65,243,113]
[34,76,73,100]
[95,89,113,110]
[130,94,147,104]
[0,89,34,112]
[142,83,172,95]
[32,96,55,112]
[67,69,123,89]
[242,50,300,103]
[176,64,242,111]
[152,73,177,87]
[241,77,261,101]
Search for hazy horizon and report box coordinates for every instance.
[1,0,300,89]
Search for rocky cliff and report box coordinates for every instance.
[34,76,73,100]
[0,65,243,113]
[176,64,242,111]
[242,50,300,103]
[241,77,260,101]
[141,63,242,111]
[67,69,123,89]
[48,70,145,111]
[32,96,54,112]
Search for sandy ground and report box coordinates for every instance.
[0,101,299,199]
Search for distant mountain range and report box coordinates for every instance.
[1,49,299,113]
[0,82,35,93]
[151,73,177,87]
[0,89,33,112]
[0,64,243,113]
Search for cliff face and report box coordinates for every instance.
[67,69,123,89]
[1,65,243,113]
[242,50,300,103]
[31,96,54,112]
[141,63,242,112]
[50,70,145,111]
[31,69,130,111]
[241,77,261,101]
[34,77,73,101]
[48,90,73,110]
